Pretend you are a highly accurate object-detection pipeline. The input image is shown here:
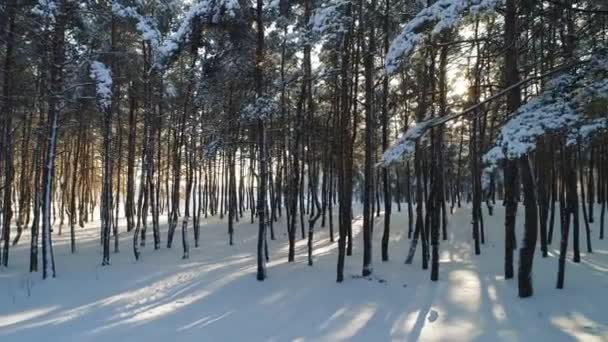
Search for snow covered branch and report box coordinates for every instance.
[381,121,432,166]
[380,59,589,167]
[32,0,59,22]
[241,96,277,122]
[385,0,504,73]
[310,0,352,36]
[155,0,242,69]
[90,61,113,110]
[112,1,161,47]
[483,52,608,168]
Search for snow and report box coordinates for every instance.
[90,61,113,110]
[2,204,608,341]
[164,82,178,98]
[156,0,242,68]
[382,105,487,166]
[223,0,240,17]
[381,120,433,166]
[112,2,161,47]
[240,96,277,122]
[483,52,608,169]
[32,0,58,21]
[310,0,352,41]
[384,52,608,171]
[385,0,504,73]
[268,0,282,12]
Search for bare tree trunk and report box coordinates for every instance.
[503,0,520,281]
[379,0,392,263]
[361,0,376,277]
[518,155,538,298]
[68,114,83,253]
[40,1,71,278]
[336,3,353,282]
[0,0,17,266]
[126,85,137,233]
[255,0,268,281]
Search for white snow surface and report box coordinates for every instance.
[1,205,608,341]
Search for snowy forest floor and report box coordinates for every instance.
[1,205,608,341]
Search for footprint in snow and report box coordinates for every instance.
[428,310,439,323]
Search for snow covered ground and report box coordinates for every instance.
[1,205,607,341]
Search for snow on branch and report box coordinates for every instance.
[267,0,290,17]
[241,96,277,122]
[112,2,161,47]
[90,61,113,110]
[385,0,504,73]
[381,120,433,166]
[155,0,242,69]
[310,0,352,36]
[483,52,608,169]
[380,59,590,167]
[32,0,59,21]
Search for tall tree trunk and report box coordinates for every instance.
[518,155,538,298]
[0,0,17,266]
[380,0,392,262]
[126,85,137,233]
[336,3,353,282]
[361,0,376,277]
[255,0,268,281]
[41,1,70,278]
[68,114,83,253]
[503,0,520,281]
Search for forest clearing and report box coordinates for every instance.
[1,206,607,341]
